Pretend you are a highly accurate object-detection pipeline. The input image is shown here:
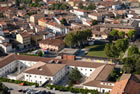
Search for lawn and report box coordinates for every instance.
[85,44,107,58]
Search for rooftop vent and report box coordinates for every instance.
[37,67,42,71]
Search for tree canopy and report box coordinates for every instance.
[0,83,10,94]
[49,3,69,10]
[128,30,136,39]
[122,57,136,73]
[92,20,98,25]
[64,32,77,47]
[69,67,82,83]
[104,43,119,59]
[60,18,68,25]
[37,50,44,56]
[78,2,96,10]
[128,45,139,57]
[115,39,129,52]
[118,31,125,38]
[121,54,140,74]
[109,30,119,40]
[64,29,92,47]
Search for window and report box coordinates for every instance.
[85,69,87,71]
[26,75,28,77]
[90,69,92,71]
[40,76,41,78]
[30,75,31,77]
[81,68,83,70]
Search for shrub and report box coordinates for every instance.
[45,84,99,94]
[0,78,39,86]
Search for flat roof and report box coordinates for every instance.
[58,48,79,55]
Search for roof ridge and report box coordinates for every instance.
[120,74,132,92]
[95,64,106,81]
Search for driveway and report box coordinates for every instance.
[3,82,73,94]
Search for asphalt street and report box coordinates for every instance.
[3,82,73,94]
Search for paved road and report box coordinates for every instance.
[3,82,73,94]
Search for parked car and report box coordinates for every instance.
[8,88,13,90]
[18,89,23,92]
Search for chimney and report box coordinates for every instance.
[62,54,75,60]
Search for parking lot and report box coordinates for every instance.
[3,82,73,94]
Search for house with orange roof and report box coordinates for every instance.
[110,74,140,94]
[30,14,44,25]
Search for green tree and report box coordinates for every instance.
[64,32,76,47]
[122,57,135,73]
[78,2,83,9]
[118,31,125,38]
[0,83,10,94]
[16,0,20,7]
[104,43,119,59]
[49,3,68,10]
[135,58,140,74]
[64,29,92,47]
[128,45,139,57]
[115,39,129,52]
[109,30,119,40]
[69,67,82,83]
[60,18,68,25]
[92,20,98,25]
[87,3,96,10]
[128,30,136,41]
[37,50,44,56]
[85,29,92,39]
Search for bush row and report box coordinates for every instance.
[0,77,39,86]
[45,84,99,94]
[19,53,39,56]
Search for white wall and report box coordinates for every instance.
[52,66,68,84]
[69,66,95,77]
[84,86,112,93]
[0,61,17,77]
[24,66,68,85]
[0,44,13,53]
[24,73,53,85]
[19,60,37,67]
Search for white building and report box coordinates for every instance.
[24,62,67,85]
[0,42,13,53]
[46,23,69,34]
[0,54,115,93]
[72,9,88,16]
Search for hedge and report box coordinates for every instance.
[0,77,39,86]
[45,84,99,94]
[19,53,39,56]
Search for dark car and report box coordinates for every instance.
[47,91,51,94]
[18,89,23,92]
[41,90,47,94]
[8,88,13,90]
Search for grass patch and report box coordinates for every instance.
[85,44,107,57]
